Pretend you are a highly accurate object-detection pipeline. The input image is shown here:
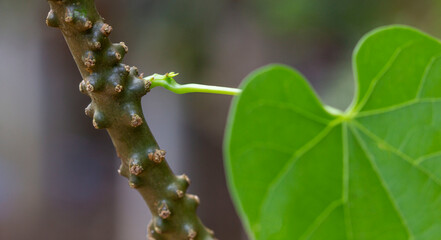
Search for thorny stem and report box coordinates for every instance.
[146,73,241,96]
[45,0,216,239]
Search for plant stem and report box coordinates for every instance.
[46,0,216,239]
[146,73,241,96]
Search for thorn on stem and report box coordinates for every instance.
[129,181,137,189]
[148,149,166,164]
[154,225,162,234]
[187,194,200,205]
[188,229,197,240]
[145,79,152,92]
[83,52,96,68]
[100,23,113,36]
[206,228,215,236]
[158,202,171,219]
[181,174,191,184]
[130,66,139,76]
[176,190,184,198]
[115,84,123,93]
[93,41,101,50]
[115,52,122,61]
[130,114,143,127]
[92,119,99,129]
[130,163,144,176]
[84,104,94,118]
[65,14,73,23]
[120,42,128,52]
[86,82,94,92]
[92,111,108,129]
[79,80,87,93]
[84,20,93,29]
[46,10,59,28]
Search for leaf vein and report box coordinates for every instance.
[353,121,441,197]
[416,151,441,165]
[354,40,417,113]
[257,124,337,230]
[342,123,354,240]
[355,95,441,118]
[350,124,414,239]
[299,200,343,240]
[415,55,441,99]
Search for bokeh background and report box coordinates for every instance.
[1,0,441,239]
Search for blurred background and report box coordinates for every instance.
[1,0,441,239]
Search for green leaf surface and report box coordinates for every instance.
[225,25,441,240]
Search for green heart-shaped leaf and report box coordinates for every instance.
[225,25,441,240]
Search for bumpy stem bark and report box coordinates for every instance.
[46,1,216,239]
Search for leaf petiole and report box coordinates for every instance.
[144,72,241,96]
